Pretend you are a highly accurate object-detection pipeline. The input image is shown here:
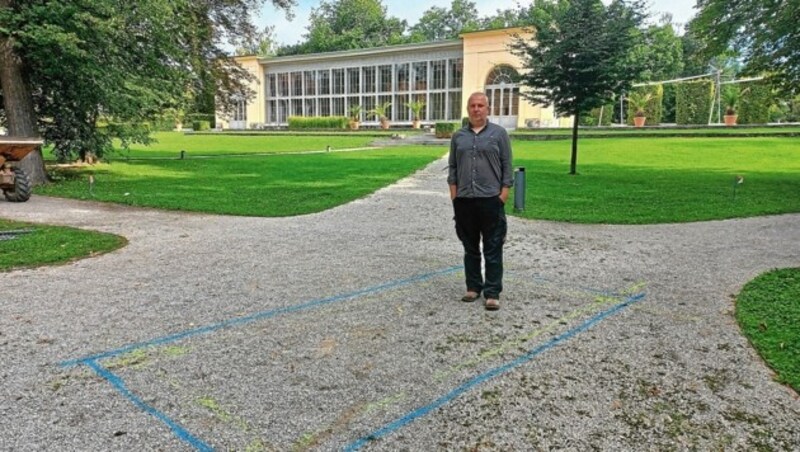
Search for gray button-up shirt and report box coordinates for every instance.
[448,121,513,198]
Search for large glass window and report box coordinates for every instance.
[332,97,345,116]
[304,98,316,116]
[347,68,360,94]
[363,96,376,118]
[448,92,461,120]
[268,74,277,97]
[363,67,376,93]
[278,99,288,122]
[278,73,289,96]
[292,99,303,116]
[396,63,409,91]
[412,62,427,91]
[319,70,330,95]
[449,58,463,89]
[379,65,393,92]
[291,72,303,96]
[378,94,392,119]
[319,98,330,116]
[430,92,446,120]
[431,60,446,90]
[304,71,316,96]
[395,93,409,121]
[333,69,345,94]
[267,100,276,123]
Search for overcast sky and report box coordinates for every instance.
[256,0,699,46]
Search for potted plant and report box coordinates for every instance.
[626,92,652,127]
[368,101,392,129]
[406,100,425,129]
[722,87,739,126]
[348,104,363,130]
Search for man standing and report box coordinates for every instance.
[448,92,513,311]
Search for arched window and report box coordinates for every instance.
[485,65,520,86]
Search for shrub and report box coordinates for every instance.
[676,80,714,124]
[462,117,470,127]
[192,120,210,131]
[738,81,772,124]
[435,122,458,138]
[186,113,215,129]
[580,103,614,126]
[287,116,348,129]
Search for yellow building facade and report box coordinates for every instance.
[218,27,567,130]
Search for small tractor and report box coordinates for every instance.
[0,137,42,202]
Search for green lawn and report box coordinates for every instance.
[512,137,800,223]
[0,219,126,272]
[512,125,800,138]
[39,147,446,216]
[52,132,380,160]
[736,268,800,393]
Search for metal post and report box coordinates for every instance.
[513,167,526,212]
[180,150,186,159]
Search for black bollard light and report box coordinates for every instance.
[513,167,526,212]
[180,150,186,160]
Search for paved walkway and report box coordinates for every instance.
[2,156,799,451]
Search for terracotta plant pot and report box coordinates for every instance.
[412,119,421,129]
[348,120,360,130]
[633,116,646,127]
[724,115,738,126]
[380,119,390,129]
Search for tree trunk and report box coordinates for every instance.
[0,1,47,185]
[569,111,579,175]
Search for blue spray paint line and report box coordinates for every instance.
[344,292,646,452]
[85,359,213,451]
[61,265,462,368]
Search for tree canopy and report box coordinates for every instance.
[690,0,799,95]
[0,0,292,182]
[512,0,646,174]
[290,0,406,54]
[409,0,481,41]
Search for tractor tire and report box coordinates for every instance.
[3,167,32,202]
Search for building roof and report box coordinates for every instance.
[256,39,462,65]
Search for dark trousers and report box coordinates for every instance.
[453,196,507,299]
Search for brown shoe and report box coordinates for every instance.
[484,298,500,311]
[461,291,480,303]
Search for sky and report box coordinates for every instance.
[255,0,699,47]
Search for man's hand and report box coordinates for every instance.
[499,187,509,204]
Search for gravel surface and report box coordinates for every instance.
[1,155,799,451]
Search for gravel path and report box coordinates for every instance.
[1,155,799,451]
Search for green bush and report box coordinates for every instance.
[738,81,773,124]
[462,117,470,127]
[626,85,663,126]
[192,120,210,131]
[186,113,215,129]
[676,80,714,124]
[580,103,614,126]
[435,122,458,138]
[287,116,348,129]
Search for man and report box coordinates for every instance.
[448,92,513,311]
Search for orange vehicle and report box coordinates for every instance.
[0,137,42,202]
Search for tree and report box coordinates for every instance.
[409,0,481,41]
[295,0,407,54]
[690,0,800,96]
[236,25,279,57]
[633,16,684,82]
[511,0,646,174]
[0,0,292,184]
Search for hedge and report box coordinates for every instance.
[738,81,772,124]
[287,116,348,129]
[676,80,714,125]
[186,113,215,128]
[580,103,615,126]
[435,122,458,138]
[192,120,210,131]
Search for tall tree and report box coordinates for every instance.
[633,16,684,82]
[409,0,481,41]
[512,0,646,174]
[236,25,279,57]
[691,0,799,96]
[296,0,406,54]
[0,0,292,184]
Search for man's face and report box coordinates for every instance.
[468,93,489,126]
